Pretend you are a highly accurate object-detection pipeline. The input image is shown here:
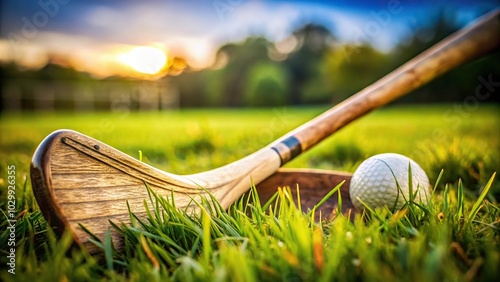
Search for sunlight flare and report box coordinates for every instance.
[117,46,168,75]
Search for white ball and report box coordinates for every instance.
[349,153,431,210]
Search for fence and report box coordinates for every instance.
[1,78,179,112]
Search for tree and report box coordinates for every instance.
[283,24,336,104]
[244,63,289,107]
[323,44,391,103]
[217,37,273,107]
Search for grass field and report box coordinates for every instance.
[0,104,499,281]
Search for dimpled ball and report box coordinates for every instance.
[349,153,431,210]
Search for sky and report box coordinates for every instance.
[0,0,498,78]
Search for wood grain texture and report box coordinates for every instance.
[31,130,280,252]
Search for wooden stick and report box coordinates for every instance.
[270,9,500,165]
[31,10,499,253]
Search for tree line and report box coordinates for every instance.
[1,10,498,111]
[172,11,499,107]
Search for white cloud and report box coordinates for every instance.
[205,1,406,50]
[1,1,421,74]
[85,6,121,28]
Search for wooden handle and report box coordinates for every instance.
[270,10,500,165]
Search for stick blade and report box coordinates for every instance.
[255,168,358,219]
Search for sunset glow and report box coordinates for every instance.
[1,1,493,80]
[117,46,168,75]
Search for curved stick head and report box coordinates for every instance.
[30,130,356,254]
[30,130,203,253]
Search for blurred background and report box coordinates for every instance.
[1,0,499,112]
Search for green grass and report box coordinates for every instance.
[0,104,499,281]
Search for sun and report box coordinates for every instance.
[117,46,168,75]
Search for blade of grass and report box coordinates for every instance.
[307,181,344,218]
[104,228,114,271]
[432,169,444,196]
[467,172,496,224]
[296,184,302,212]
[457,179,464,220]
[202,207,212,266]
[443,184,449,214]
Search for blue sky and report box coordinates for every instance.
[0,0,498,73]
[2,0,497,45]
